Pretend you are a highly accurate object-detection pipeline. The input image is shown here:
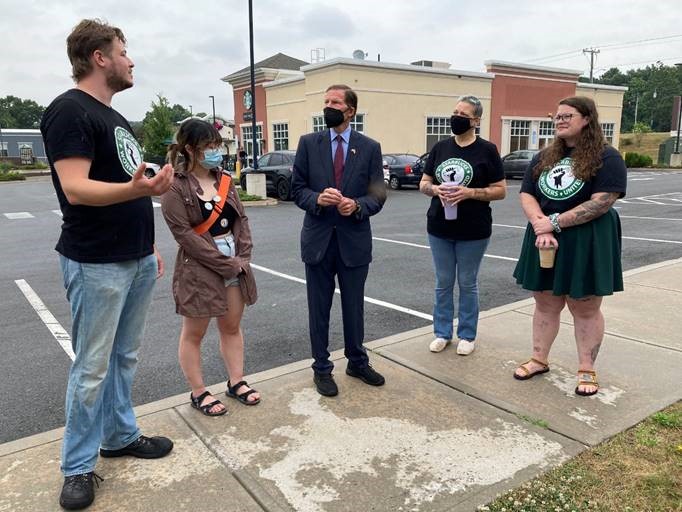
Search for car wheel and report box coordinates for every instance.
[240,175,247,191]
[389,175,401,190]
[276,178,291,201]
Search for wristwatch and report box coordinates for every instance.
[548,213,562,233]
[354,200,362,214]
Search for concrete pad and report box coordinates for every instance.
[516,283,682,351]
[625,264,682,293]
[378,311,682,446]
[0,409,263,512]
[181,357,583,512]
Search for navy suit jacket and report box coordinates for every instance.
[292,129,386,267]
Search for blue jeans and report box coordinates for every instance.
[428,234,489,342]
[59,254,157,476]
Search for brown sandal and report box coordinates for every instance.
[514,358,550,380]
[575,369,599,396]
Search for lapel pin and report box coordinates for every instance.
[351,148,356,155]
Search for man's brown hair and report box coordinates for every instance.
[67,19,126,82]
[325,84,358,112]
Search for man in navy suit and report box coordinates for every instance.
[292,84,387,396]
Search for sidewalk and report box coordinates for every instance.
[2,258,681,512]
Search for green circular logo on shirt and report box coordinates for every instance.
[115,126,144,177]
[434,158,473,185]
[538,157,584,200]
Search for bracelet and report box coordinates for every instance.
[548,213,561,233]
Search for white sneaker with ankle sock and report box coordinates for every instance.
[429,337,450,353]
[456,339,476,355]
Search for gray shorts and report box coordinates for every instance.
[214,233,240,287]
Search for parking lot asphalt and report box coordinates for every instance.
[0,170,681,443]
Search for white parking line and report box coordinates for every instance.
[4,212,34,219]
[620,215,682,222]
[14,279,75,361]
[52,209,62,216]
[493,223,682,245]
[152,201,161,208]
[372,236,519,261]
[250,263,433,321]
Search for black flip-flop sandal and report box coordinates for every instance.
[190,391,227,416]
[226,380,261,406]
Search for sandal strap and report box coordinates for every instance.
[191,390,211,406]
[228,380,249,393]
[199,400,222,412]
[237,388,257,400]
[516,358,549,375]
[577,370,598,386]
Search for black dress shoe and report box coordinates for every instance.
[59,472,103,510]
[346,363,385,386]
[313,372,338,396]
[99,435,173,459]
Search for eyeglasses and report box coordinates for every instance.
[553,113,579,123]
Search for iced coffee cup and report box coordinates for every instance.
[440,182,458,220]
[538,247,556,269]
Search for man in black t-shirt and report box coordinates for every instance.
[40,19,174,511]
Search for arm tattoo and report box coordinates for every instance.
[561,192,618,227]
[421,182,436,197]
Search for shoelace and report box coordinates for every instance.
[67,472,104,489]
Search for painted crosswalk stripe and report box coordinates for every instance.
[4,212,34,219]
[14,279,75,361]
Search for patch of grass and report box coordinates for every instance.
[517,414,549,429]
[0,170,26,181]
[482,401,682,512]
[237,189,266,202]
[618,132,671,161]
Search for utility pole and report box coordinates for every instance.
[189,105,192,116]
[209,96,216,125]
[633,94,639,125]
[582,47,600,83]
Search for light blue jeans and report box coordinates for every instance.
[428,234,489,342]
[59,254,157,476]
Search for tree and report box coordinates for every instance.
[632,121,651,146]
[169,104,192,124]
[142,94,174,162]
[0,95,45,128]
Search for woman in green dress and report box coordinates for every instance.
[512,96,627,396]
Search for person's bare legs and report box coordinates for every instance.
[566,295,604,394]
[179,315,225,414]
[217,287,260,402]
[515,291,566,377]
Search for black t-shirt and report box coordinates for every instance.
[520,146,627,214]
[424,136,505,240]
[40,89,154,263]
[199,196,238,237]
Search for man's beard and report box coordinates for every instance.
[106,69,133,93]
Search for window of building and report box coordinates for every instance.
[312,116,325,133]
[350,114,364,133]
[538,120,554,149]
[241,124,263,162]
[601,123,615,144]
[273,122,289,150]
[0,141,7,157]
[426,117,451,151]
[510,120,530,152]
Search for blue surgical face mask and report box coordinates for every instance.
[200,148,223,169]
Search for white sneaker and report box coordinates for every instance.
[456,339,476,355]
[429,337,450,353]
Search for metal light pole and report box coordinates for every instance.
[0,121,5,160]
[209,96,216,125]
[675,64,682,155]
[248,0,259,169]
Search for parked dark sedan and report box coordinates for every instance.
[501,149,538,179]
[383,153,420,189]
[411,152,429,179]
[240,150,296,200]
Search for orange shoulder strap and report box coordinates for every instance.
[193,173,232,235]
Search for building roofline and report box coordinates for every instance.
[301,57,494,80]
[484,59,582,77]
[263,75,307,88]
[0,128,42,134]
[576,82,629,92]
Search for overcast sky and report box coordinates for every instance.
[1,0,681,122]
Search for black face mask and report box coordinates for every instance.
[450,115,473,135]
[324,107,347,128]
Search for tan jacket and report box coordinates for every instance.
[161,167,257,317]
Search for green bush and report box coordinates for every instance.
[0,170,26,181]
[624,152,653,168]
[0,162,12,173]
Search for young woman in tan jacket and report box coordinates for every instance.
[161,119,259,416]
